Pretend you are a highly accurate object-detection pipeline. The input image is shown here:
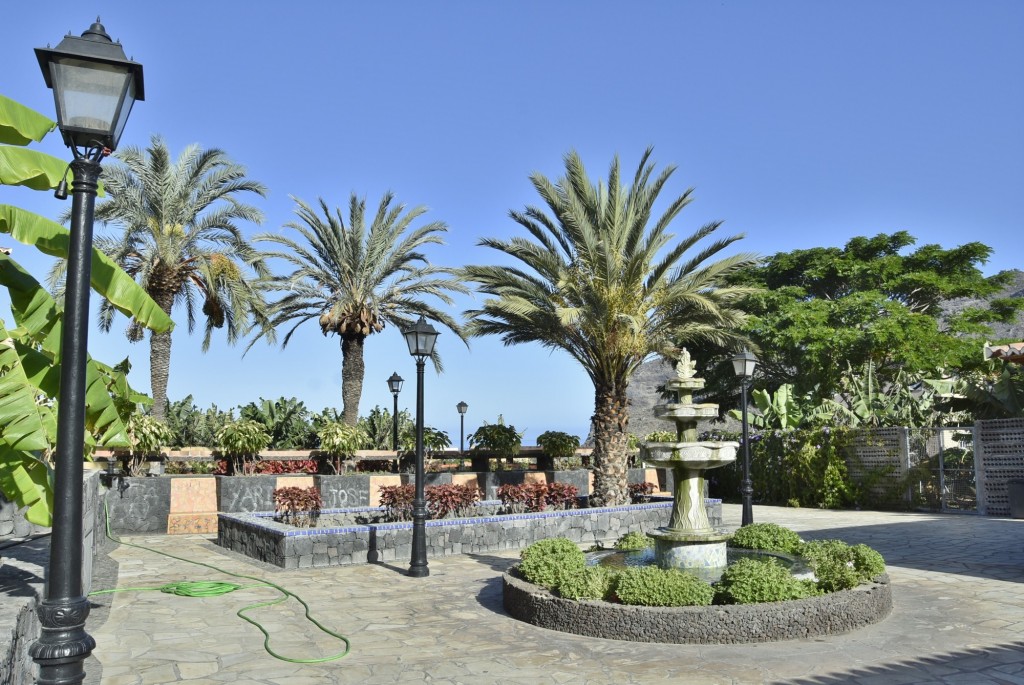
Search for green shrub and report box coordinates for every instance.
[556,566,615,601]
[801,539,886,592]
[518,538,586,589]
[613,567,714,607]
[519,551,586,590]
[521,537,583,564]
[850,543,886,579]
[615,531,654,551]
[714,558,819,604]
[730,523,803,554]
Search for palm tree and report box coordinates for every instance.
[252,192,468,425]
[49,135,271,421]
[463,149,759,505]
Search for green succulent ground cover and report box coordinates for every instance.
[614,531,654,551]
[516,523,886,607]
[728,522,804,554]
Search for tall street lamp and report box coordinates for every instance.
[387,372,404,451]
[403,316,439,577]
[731,349,758,527]
[32,18,144,685]
[456,401,468,454]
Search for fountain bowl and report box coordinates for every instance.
[641,441,738,470]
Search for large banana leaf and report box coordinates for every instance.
[0,94,55,146]
[0,319,54,452]
[0,262,131,447]
[0,206,172,333]
[0,146,69,191]
[0,446,53,527]
[0,253,63,355]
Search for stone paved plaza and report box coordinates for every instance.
[81,504,1023,684]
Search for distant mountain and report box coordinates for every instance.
[941,269,1024,342]
[625,358,739,442]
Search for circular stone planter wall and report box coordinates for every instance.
[502,569,891,644]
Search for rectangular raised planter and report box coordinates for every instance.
[216,499,723,569]
[101,468,675,535]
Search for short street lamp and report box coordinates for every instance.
[387,372,404,451]
[403,316,439,577]
[456,401,468,454]
[32,18,144,684]
[731,350,758,527]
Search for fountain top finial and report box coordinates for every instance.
[674,347,697,380]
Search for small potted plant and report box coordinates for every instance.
[535,430,581,471]
[468,417,522,472]
[122,414,173,477]
[216,420,271,476]
[317,422,365,474]
[399,426,453,484]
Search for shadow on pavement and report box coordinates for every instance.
[791,515,1024,583]
[779,640,1024,684]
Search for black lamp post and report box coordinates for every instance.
[731,350,758,526]
[402,316,439,577]
[32,18,144,685]
[387,372,404,451]
[456,401,468,454]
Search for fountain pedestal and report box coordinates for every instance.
[640,351,738,575]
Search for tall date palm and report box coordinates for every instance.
[50,135,271,421]
[463,149,758,505]
[252,192,468,425]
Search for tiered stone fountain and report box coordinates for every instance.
[640,349,738,574]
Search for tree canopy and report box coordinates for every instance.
[724,231,1022,401]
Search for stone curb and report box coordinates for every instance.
[502,568,892,644]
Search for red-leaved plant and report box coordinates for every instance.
[628,481,656,504]
[273,486,322,527]
[427,484,481,518]
[379,483,483,521]
[378,485,416,521]
[497,482,579,513]
[257,459,319,475]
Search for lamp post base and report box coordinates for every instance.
[741,480,754,526]
[30,596,95,685]
[407,564,430,578]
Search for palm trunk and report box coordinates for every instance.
[341,335,366,426]
[149,292,174,422]
[590,382,630,506]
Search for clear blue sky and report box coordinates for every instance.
[2,1,1022,444]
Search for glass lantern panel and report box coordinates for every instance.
[51,58,130,138]
[110,75,137,150]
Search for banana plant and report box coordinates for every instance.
[826,362,937,428]
[729,383,830,430]
[0,93,172,525]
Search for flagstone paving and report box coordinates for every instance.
[82,505,1023,684]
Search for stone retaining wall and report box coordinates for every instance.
[502,569,892,644]
[217,500,723,569]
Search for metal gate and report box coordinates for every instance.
[907,427,978,513]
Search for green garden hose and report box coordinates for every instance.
[91,501,351,664]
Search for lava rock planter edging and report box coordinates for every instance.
[502,568,892,644]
